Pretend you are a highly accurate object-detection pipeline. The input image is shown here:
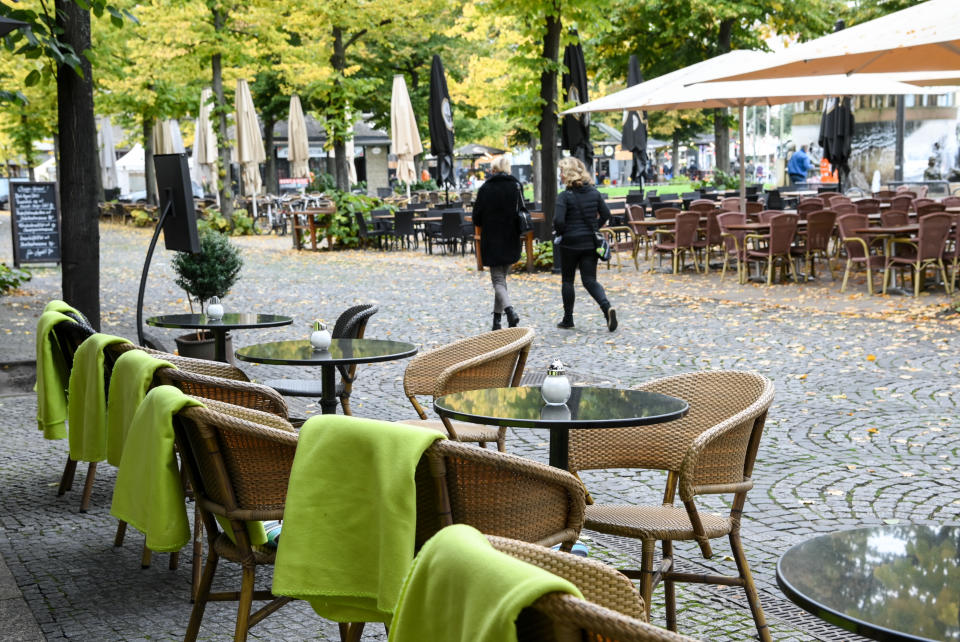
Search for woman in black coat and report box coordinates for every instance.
[472,156,523,330]
[553,157,617,331]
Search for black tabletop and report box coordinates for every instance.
[146,313,293,330]
[434,386,688,429]
[234,338,418,366]
[777,525,960,642]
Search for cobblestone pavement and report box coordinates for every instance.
[1,218,959,640]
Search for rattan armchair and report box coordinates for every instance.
[174,405,298,642]
[400,328,533,451]
[566,370,775,641]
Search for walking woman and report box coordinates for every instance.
[554,157,617,331]
[472,156,522,330]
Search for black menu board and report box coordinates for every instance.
[10,181,60,266]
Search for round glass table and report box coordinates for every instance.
[235,338,418,414]
[777,525,960,641]
[434,386,689,469]
[146,313,293,362]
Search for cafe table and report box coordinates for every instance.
[235,338,418,414]
[146,313,293,363]
[434,386,688,469]
[777,524,960,641]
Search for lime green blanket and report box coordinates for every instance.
[43,300,82,316]
[105,349,175,467]
[35,310,78,440]
[388,525,582,642]
[272,416,445,623]
[67,334,131,463]
[110,386,203,553]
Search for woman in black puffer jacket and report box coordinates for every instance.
[472,156,523,329]
[553,157,617,332]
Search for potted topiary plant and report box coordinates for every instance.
[171,228,243,360]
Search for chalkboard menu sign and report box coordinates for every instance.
[10,181,60,266]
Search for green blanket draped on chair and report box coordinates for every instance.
[66,334,131,463]
[272,415,444,623]
[35,309,79,440]
[388,525,582,642]
[105,349,175,467]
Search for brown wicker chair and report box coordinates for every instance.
[651,211,700,274]
[744,212,799,285]
[566,370,775,641]
[174,405,298,642]
[837,213,886,294]
[717,212,747,283]
[882,212,952,296]
[400,328,533,451]
[791,209,837,279]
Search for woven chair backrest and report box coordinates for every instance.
[517,593,700,642]
[332,304,378,339]
[804,210,837,252]
[354,210,371,238]
[744,201,763,215]
[917,213,952,260]
[895,187,917,197]
[625,204,645,223]
[818,191,841,200]
[394,210,416,236]
[717,212,746,252]
[855,199,881,214]
[833,202,856,215]
[673,212,699,246]
[890,195,914,212]
[176,405,297,522]
[881,210,910,226]
[915,186,929,199]
[52,316,96,371]
[142,348,250,380]
[756,210,781,223]
[568,370,770,475]
[914,197,935,209]
[720,197,740,211]
[704,209,721,244]
[488,536,644,619]
[836,214,870,259]
[689,200,714,212]
[829,195,851,207]
[767,213,798,255]
[403,328,534,398]
[441,211,463,237]
[917,202,946,217]
[156,368,289,418]
[797,201,822,217]
[942,196,960,208]
[654,207,681,219]
[874,190,897,199]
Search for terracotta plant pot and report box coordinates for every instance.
[174,330,233,363]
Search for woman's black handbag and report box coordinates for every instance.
[516,185,533,234]
[595,231,612,261]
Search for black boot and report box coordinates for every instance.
[605,307,618,332]
[492,313,502,330]
[556,314,574,329]
[504,306,520,328]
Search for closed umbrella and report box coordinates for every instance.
[235,79,266,218]
[152,119,185,155]
[621,55,648,186]
[344,137,357,186]
[288,94,310,179]
[97,116,118,192]
[428,55,456,195]
[561,40,592,171]
[192,88,218,200]
[819,96,855,190]
[390,74,422,196]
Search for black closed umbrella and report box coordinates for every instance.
[428,54,456,196]
[0,16,28,37]
[621,55,649,186]
[818,96,855,191]
[561,39,593,171]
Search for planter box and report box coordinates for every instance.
[174,330,233,363]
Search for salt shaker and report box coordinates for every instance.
[541,359,571,405]
[310,320,331,350]
[206,296,224,321]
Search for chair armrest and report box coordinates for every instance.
[433,337,533,397]
[142,348,250,381]
[156,368,289,419]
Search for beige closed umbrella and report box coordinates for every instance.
[391,74,422,196]
[288,94,310,180]
[235,79,266,202]
[153,119,185,155]
[97,116,118,192]
[193,88,219,201]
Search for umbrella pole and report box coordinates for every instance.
[739,104,747,215]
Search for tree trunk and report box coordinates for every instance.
[671,133,680,180]
[539,6,562,231]
[52,133,60,185]
[143,117,156,205]
[24,112,36,181]
[330,27,350,191]
[264,116,277,194]
[55,0,100,329]
[531,133,541,204]
[211,9,233,219]
[713,19,734,174]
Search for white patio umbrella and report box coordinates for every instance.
[97,116,118,192]
[565,73,939,208]
[152,119,185,155]
[708,0,960,82]
[390,74,422,196]
[235,79,266,218]
[192,88,219,202]
[288,94,310,179]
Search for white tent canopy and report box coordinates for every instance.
[708,0,960,82]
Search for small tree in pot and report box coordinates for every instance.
[171,229,243,358]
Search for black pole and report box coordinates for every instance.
[895,96,905,183]
[136,197,173,346]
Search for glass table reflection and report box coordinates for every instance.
[235,338,418,414]
[146,313,293,362]
[777,525,960,641]
[434,386,689,469]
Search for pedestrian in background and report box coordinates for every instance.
[553,157,617,332]
[787,145,814,185]
[472,156,522,330]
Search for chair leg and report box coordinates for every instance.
[662,539,677,631]
[639,539,656,622]
[340,395,352,416]
[840,259,852,293]
[192,503,203,601]
[729,531,772,642]
[914,263,921,297]
[141,543,152,569]
[58,456,77,495]
[79,462,97,512]
[185,548,220,642]
[234,566,256,642]
[114,521,127,547]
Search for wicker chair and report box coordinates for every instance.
[651,211,700,274]
[882,212,953,296]
[890,194,914,212]
[744,213,799,285]
[174,405,298,642]
[837,213,886,294]
[791,209,837,280]
[717,212,747,283]
[400,328,533,452]
[566,370,775,641]
[262,304,378,416]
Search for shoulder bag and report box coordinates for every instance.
[516,183,533,234]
